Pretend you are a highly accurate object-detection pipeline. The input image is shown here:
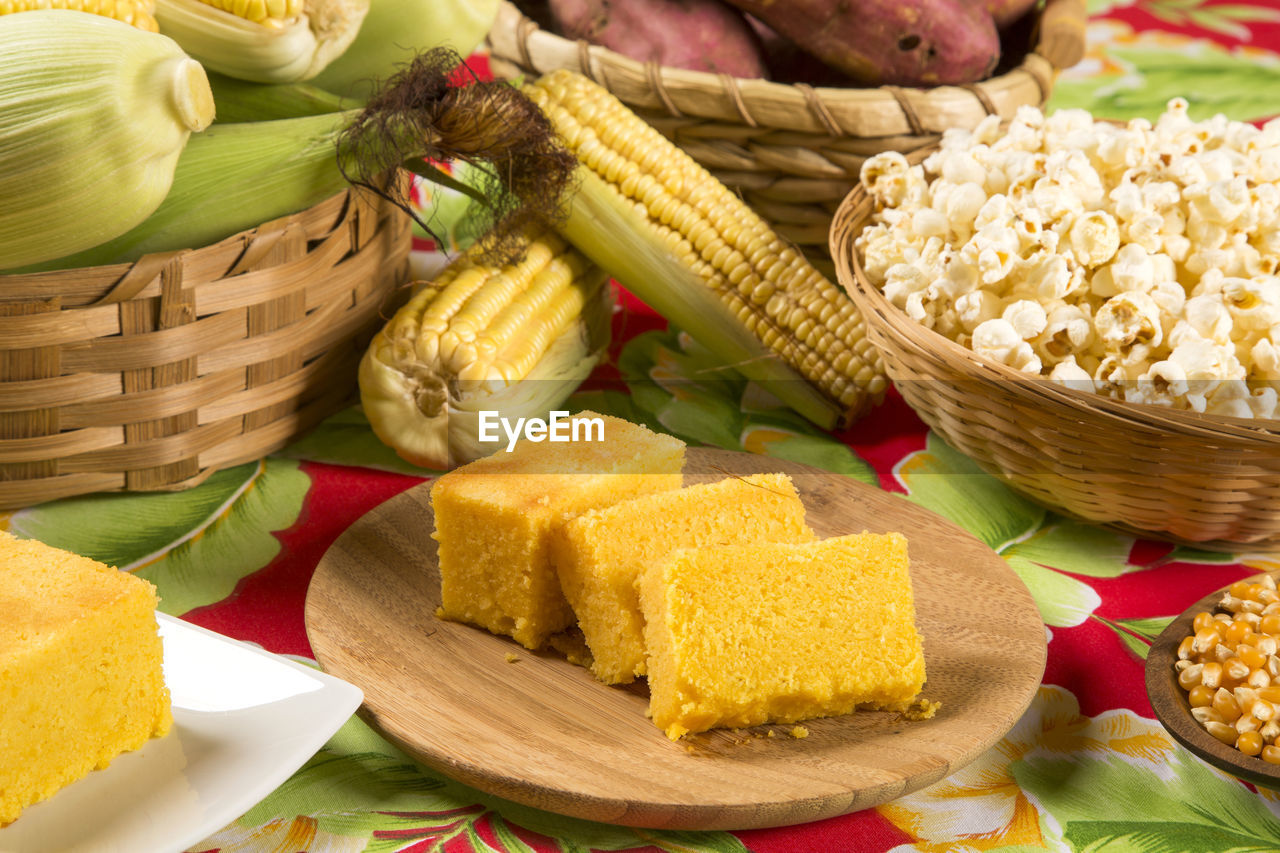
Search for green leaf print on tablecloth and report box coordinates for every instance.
[592,328,877,485]
[7,459,309,616]
[895,434,1153,627]
[880,684,1277,852]
[1014,748,1280,852]
[1049,20,1280,121]
[279,405,441,477]
[195,711,748,853]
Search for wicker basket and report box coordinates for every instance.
[486,0,1088,276]
[0,184,412,509]
[830,185,1280,552]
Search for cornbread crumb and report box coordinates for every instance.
[903,698,942,721]
[552,473,813,684]
[790,726,809,739]
[640,531,925,740]
[504,653,521,663]
[431,411,684,649]
[0,532,171,826]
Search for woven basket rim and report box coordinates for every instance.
[486,0,1087,136]
[831,183,1280,446]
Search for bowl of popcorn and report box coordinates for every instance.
[831,98,1280,549]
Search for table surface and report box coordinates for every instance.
[13,4,1280,851]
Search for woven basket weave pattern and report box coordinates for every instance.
[486,0,1088,273]
[0,187,411,508]
[831,186,1280,551]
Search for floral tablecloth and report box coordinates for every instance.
[11,2,1280,851]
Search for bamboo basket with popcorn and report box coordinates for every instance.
[831,103,1280,550]
[485,0,1089,277]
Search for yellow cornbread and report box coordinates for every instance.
[0,531,172,826]
[431,411,684,650]
[639,532,925,739]
[551,473,815,685]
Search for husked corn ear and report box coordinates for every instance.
[360,231,613,470]
[0,10,214,270]
[0,0,158,30]
[523,70,886,425]
[154,0,367,83]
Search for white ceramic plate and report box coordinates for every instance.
[0,614,363,853]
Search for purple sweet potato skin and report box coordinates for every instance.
[722,0,1001,86]
[548,0,769,79]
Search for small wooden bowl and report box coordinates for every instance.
[1145,573,1280,790]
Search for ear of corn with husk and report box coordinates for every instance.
[360,230,613,469]
[153,0,368,83]
[0,9,214,270]
[522,70,887,430]
[309,0,500,101]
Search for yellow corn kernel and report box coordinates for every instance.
[1224,657,1251,682]
[0,0,158,30]
[1263,745,1280,764]
[1224,620,1251,646]
[1177,635,1196,661]
[1178,663,1204,690]
[1213,687,1242,722]
[1238,730,1264,756]
[1201,661,1224,690]
[1188,684,1215,708]
[1206,720,1239,744]
[1194,626,1223,654]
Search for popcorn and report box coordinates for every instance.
[1002,299,1048,340]
[972,318,1042,373]
[852,97,1280,419]
[1068,210,1121,268]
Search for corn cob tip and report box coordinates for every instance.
[171,55,215,132]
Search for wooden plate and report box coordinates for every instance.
[305,448,1047,830]
[1146,572,1280,790]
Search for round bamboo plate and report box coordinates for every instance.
[1145,572,1280,790]
[305,447,1046,830]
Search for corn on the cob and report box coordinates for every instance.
[153,0,367,83]
[0,0,158,30]
[0,10,214,270]
[360,231,612,469]
[523,70,886,429]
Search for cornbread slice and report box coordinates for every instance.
[0,531,172,825]
[431,411,684,649]
[639,532,925,739]
[551,473,815,685]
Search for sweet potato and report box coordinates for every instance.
[547,0,768,79]
[721,0,1000,87]
[748,17,860,86]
